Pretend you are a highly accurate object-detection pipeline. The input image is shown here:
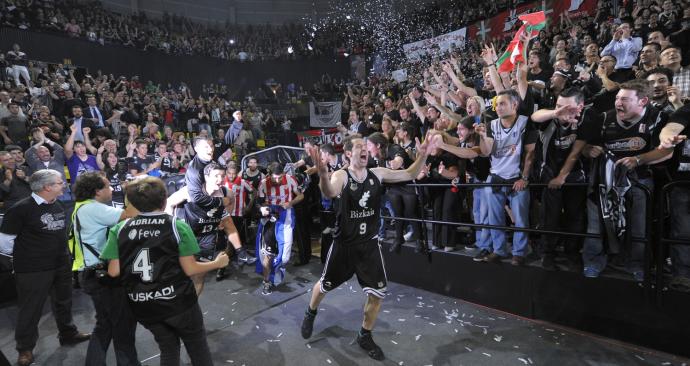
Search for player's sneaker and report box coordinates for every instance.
[261,280,273,295]
[215,267,227,281]
[300,309,317,339]
[238,252,257,265]
[356,332,385,361]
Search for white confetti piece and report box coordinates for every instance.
[203,311,209,315]
[545,328,555,332]
[399,362,404,365]
[266,339,280,342]
[391,340,398,345]
[429,322,437,326]
[527,357,533,364]
[483,328,487,335]
[326,359,332,364]
[398,319,406,322]
[415,335,421,341]
[383,310,390,313]
[307,344,312,349]
[494,335,502,342]
[465,347,472,352]
[277,332,283,338]
[634,355,645,361]
[518,358,528,365]
[395,331,401,335]
[513,345,519,349]
[226,361,234,364]
[482,352,492,357]
[232,302,237,306]
[454,329,458,333]
[230,321,234,325]
[256,325,260,329]
[220,317,225,321]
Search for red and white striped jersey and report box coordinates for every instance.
[223,176,253,217]
[259,174,300,206]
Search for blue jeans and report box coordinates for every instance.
[472,183,491,251]
[379,196,394,239]
[670,186,690,279]
[485,175,530,257]
[582,178,652,273]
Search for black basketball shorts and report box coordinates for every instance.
[319,239,388,299]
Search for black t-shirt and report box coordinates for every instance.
[578,107,668,176]
[334,169,382,246]
[538,114,588,181]
[178,189,227,249]
[667,105,690,180]
[105,167,127,205]
[426,151,461,183]
[128,154,155,174]
[242,169,264,191]
[1,196,69,273]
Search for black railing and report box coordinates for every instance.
[378,180,656,295]
[657,180,690,304]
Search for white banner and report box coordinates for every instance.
[402,27,467,61]
[309,102,342,128]
[392,69,408,82]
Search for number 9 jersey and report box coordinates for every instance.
[333,169,383,246]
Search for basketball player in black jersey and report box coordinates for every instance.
[102,177,229,366]
[300,134,430,361]
[166,163,255,294]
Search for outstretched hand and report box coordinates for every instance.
[308,146,328,176]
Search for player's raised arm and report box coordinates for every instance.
[309,146,346,199]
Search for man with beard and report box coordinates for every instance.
[645,67,685,113]
[255,162,303,294]
[300,135,430,361]
[635,43,661,78]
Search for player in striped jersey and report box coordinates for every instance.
[223,164,253,244]
[255,161,304,294]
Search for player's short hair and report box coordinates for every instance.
[267,161,283,175]
[343,134,362,152]
[125,177,167,212]
[192,137,212,149]
[558,87,585,104]
[619,79,653,100]
[320,143,336,156]
[203,162,225,177]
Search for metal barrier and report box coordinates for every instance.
[657,180,690,303]
[379,180,655,294]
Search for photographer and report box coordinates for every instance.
[71,172,139,366]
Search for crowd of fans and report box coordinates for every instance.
[1,0,690,291]
[0,0,536,63]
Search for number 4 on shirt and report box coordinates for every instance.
[132,248,154,282]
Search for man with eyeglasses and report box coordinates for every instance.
[0,170,90,366]
[601,22,643,80]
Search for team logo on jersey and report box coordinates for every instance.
[128,229,138,240]
[350,182,358,191]
[639,124,646,133]
[606,137,647,152]
[359,191,371,208]
[128,285,177,302]
[369,179,374,185]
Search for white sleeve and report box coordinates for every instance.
[0,232,17,256]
